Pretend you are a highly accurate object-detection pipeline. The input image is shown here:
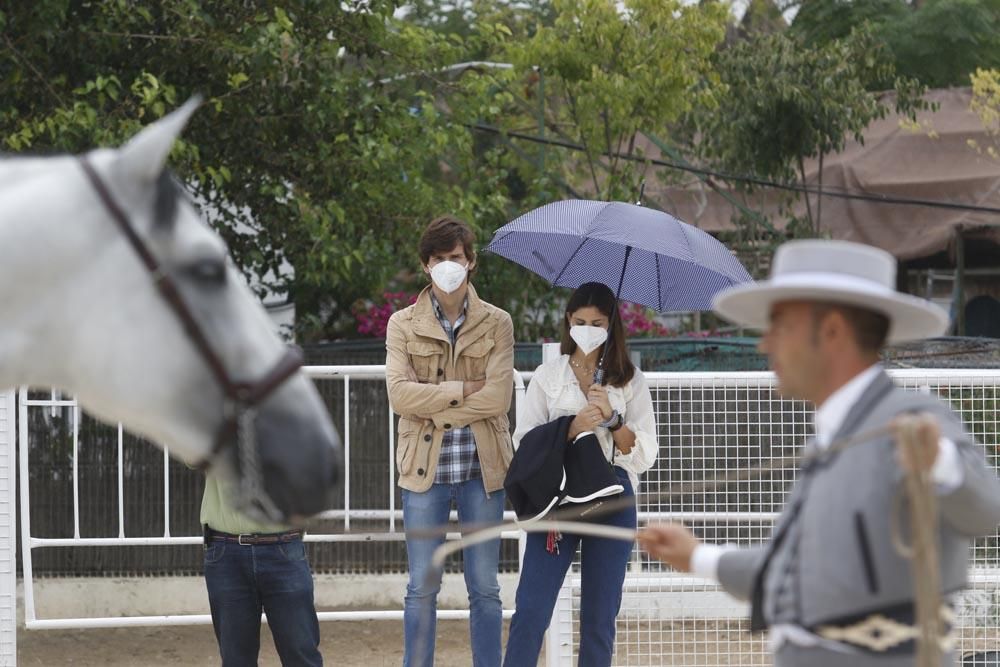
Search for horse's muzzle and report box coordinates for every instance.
[245,398,343,523]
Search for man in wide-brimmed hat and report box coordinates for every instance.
[640,240,1000,666]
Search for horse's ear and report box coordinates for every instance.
[114,95,202,184]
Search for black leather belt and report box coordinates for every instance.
[206,528,303,546]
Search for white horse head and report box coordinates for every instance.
[0,98,341,524]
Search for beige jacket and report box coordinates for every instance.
[385,284,515,493]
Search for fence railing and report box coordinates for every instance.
[548,369,1000,666]
[8,368,1000,666]
[15,367,527,630]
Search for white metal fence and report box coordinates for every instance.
[0,391,16,666]
[547,369,1000,666]
[15,367,524,630]
[7,368,1000,666]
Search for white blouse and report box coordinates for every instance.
[514,355,658,491]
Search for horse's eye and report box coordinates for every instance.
[186,258,227,285]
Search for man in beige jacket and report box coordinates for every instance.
[386,215,514,667]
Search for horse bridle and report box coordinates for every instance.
[79,156,302,520]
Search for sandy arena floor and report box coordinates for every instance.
[16,619,505,666]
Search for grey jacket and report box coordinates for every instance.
[718,371,1000,628]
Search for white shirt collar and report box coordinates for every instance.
[813,364,883,448]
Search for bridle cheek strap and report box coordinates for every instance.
[78,156,303,482]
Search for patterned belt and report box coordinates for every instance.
[814,604,955,653]
[207,529,303,546]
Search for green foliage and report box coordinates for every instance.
[885,0,1000,88]
[0,0,486,340]
[400,0,555,46]
[731,0,789,40]
[488,0,729,202]
[970,68,1000,161]
[791,0,1000,88]
[4,0,973,341]
[790,0,908,45]
[387,0,732,340]
[692,26,930,238]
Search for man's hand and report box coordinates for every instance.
[463,379,486,398]
[637,523,701,573]
[892,412,940,473]
[587,383,614,420]
[568,404,604,441]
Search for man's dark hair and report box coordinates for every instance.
[812,303,890,353]
[418,216,476,267]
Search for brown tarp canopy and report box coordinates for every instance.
[649,88,1000,268]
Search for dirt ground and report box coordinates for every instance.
[17,619,507,666]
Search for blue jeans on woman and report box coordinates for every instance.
[403,479,506,667]
[504,467,636,667]
[204,537,322,666]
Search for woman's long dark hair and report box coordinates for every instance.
[559,282,635,387]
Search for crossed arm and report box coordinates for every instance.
[385,312,515,428]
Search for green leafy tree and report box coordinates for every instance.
[791,0,1000,88]
[728,0,789,42]
[482,0,729,203]
[414,0,731,339]
[0,1,495,340]
[692,26,930,241]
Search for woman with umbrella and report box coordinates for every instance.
[503,281,658,666]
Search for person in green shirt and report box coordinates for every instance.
[201,475,322,666]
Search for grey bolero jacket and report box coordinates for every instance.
[717,372,1000,628]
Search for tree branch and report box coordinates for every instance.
[2,34,66,107]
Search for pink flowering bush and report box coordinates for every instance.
[685,329,719,338]
[354,291,417,337]
[618,302,671,337]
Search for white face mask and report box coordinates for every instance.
[429,260,468,294]
[569,325,608,355]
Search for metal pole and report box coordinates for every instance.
[595,245,633,385]
[955,231,966,336]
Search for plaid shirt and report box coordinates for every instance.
[430,293,481,484]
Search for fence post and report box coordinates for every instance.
[0,391,17,665]
[546,577,573,667]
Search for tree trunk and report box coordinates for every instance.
[797,154,815,236]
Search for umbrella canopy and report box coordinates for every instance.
[486,200,752,312]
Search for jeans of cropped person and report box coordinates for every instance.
[504,467,636,667]
[204,536,322,667]
[403,479,505,667]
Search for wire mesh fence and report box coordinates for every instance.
[549,370,1000,666]
[13,365,1000,663]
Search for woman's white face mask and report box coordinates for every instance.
[429,260,468,294]
[570,325,608,355]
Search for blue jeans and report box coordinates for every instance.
[403,479,505,667]
[504,468,636,667]
[204,537,322,667]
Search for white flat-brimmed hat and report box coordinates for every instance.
[712,240,949,344]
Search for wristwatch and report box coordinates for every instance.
[599,410,624,431]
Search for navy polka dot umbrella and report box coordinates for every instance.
[486,199,752,313]
[486,200,753,382]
